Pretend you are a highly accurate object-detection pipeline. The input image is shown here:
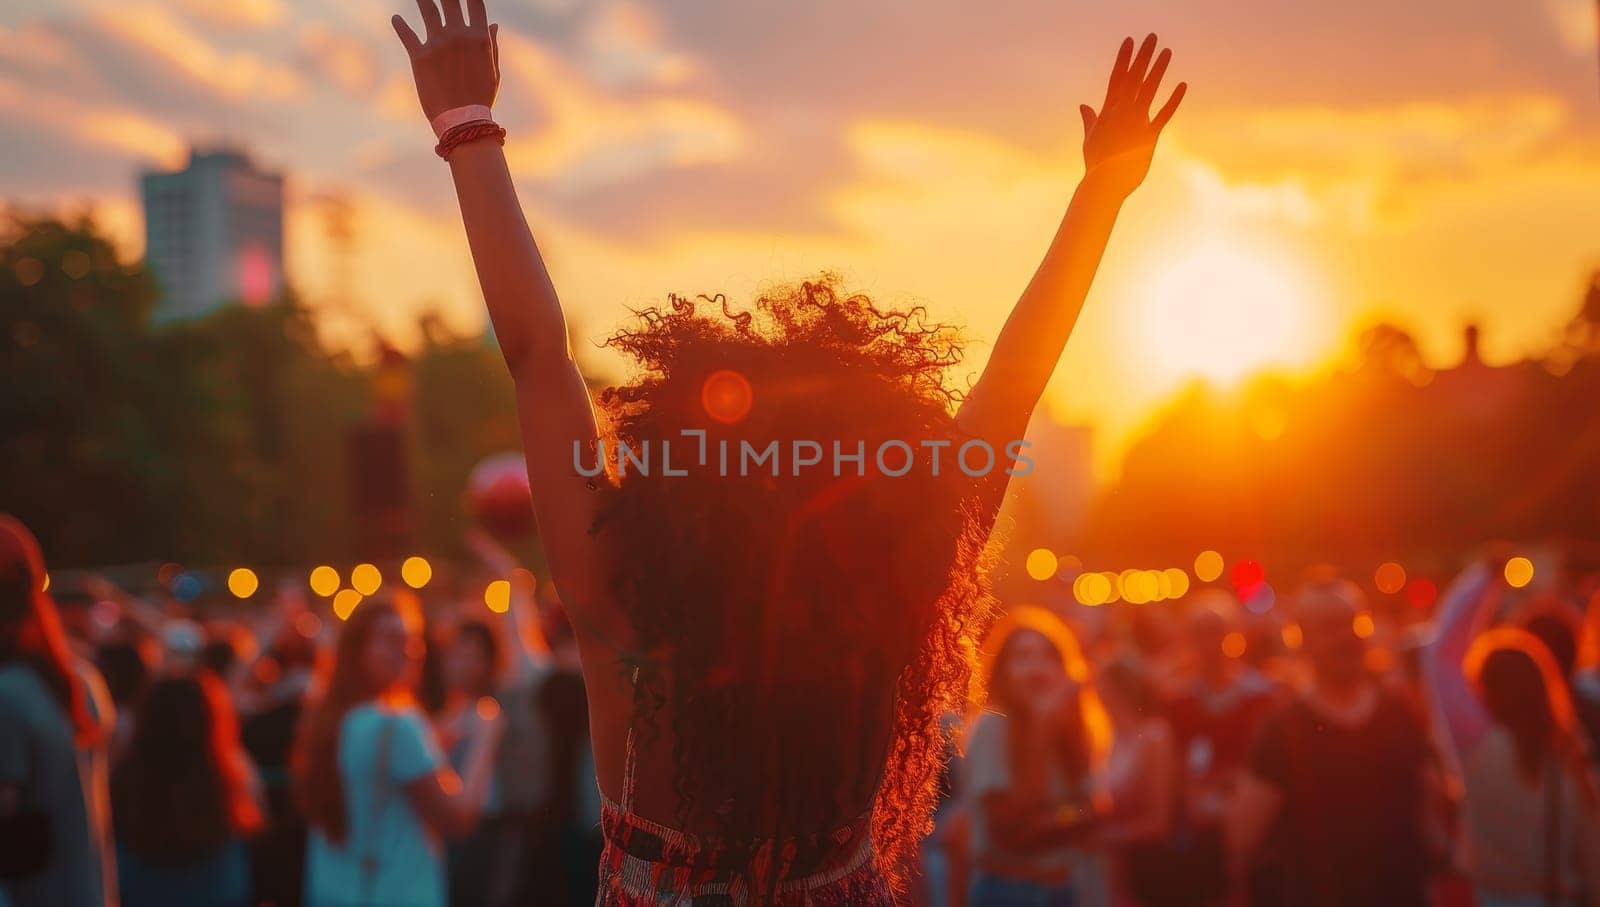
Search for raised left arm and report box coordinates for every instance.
[958,34,1185,456]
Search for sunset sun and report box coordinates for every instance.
[1130,236,1327,386]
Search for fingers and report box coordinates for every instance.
[415,0,444,37]
[441,0,465,28]
[1104,36,1134,107]
[1137,48,1172,110]
[1127,33,1158,86]
[392,15,424,56]
[1079,104,1098,135]
[467,0,488,29]
[1152,81,1187,130]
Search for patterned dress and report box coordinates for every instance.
[595,733,895,906]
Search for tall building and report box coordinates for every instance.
[140,148,285,322]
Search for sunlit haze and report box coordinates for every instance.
[4,0,1598,474]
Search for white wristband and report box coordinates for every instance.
[430,105,494,139]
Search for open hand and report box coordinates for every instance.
[392,0,500,123]
[1079,34,1186,198]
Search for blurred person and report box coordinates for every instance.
[1163,595,1276,795]
[94,640,148,757]
[162,619,206,676]
[1458,628,1600,907]
[436,617,522,906]
[388,0,1184,898]
[1521,605,1600,758]
[961,607,1109,906]
[112,672,263,906]
[293,597,503,907]
[1229,579,1435,907]
[1095,658,1224,907]
[241,629,317,907]
[0,515,115,907]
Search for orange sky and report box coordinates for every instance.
[4,0,1599,475]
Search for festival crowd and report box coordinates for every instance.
[3,510,1599,907]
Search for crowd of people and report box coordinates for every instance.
[5,505,1600,906]
[1,518,601,907]
[918,563,1600,907]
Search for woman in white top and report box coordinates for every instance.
[294,596,503,907]
[962,607,1110,906]
[1461,627,1600,907]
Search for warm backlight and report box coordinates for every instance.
[1133,237,1323,385]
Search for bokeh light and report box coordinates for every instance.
[227,567,259,599]
[1101,572,1123,604]
[333,588,362,620]
[1074,572,1112,606]
[351,563,382,596]
[1194,550,1224,582]
[476,696,501,721]
[1244,582,1277,614]
[1025,548,1059,582]
[1221,631,1247,659]
[1281,622,1304,650]
[173,573,203,602]
[1405,578,1438,609]
[701,369,753,424]
[309,566,340,598]
[1503,556,1534,589]
[1374,561,1406,595]
[1231,560,1265,595]
[484,580,512,613]
[401,556,433,589]
[1352,611,1376,638]
[1162,567,1191,599]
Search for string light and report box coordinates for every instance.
[401,556,433,589]
[309,566,340,598]
[1025,548,1059,582]
[351,563,382,596]
[1194,550,1224,583]
[227,568,259,599]
[484,580,511,613]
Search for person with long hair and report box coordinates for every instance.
[1459,628,1600,907]
[294,597,503,907]
[0,515,114,907]
[960,607,1110,905]
[386,1,1183,899]
[113,671,264,906]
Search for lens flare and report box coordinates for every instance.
[701,369,753,424]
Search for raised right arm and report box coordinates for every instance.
[392,1,607,614]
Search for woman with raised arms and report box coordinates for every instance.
[389,2,1184,901]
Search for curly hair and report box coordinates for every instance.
[594,276,997,892]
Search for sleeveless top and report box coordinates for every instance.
[595,730,895,905]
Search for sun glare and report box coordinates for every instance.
[1131,237,1325,386]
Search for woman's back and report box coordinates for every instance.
[0,663,106,907]
[1462,726,1600,900]
[303,703,446,907]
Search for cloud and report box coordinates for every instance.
[296,23,381,97]
[1546,0,1597,53]
[94,5,305,102]
[1177,95,1574,226]
[178,0,285,30]
[579,1,698,89]
[493,31,743,191]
